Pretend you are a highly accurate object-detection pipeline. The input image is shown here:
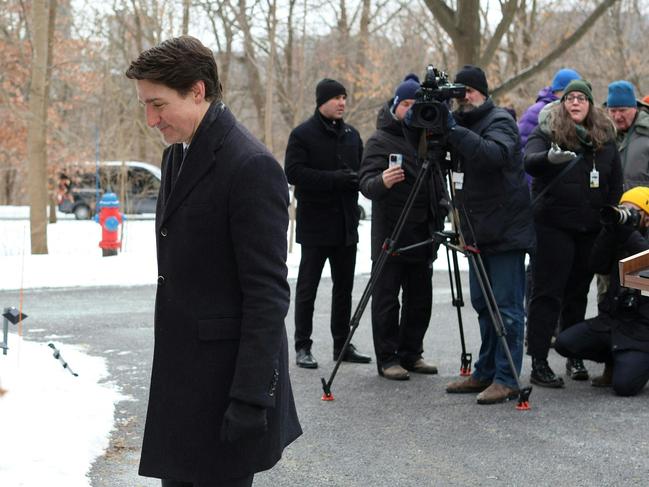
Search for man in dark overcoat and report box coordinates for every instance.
[126,36,301,487]
[284,78,371,368]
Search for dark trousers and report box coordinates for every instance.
[371,259,432,367]
[527,224,596,359]
[555,321,649,396]
[161,473,254,487]
[294,244,356,351]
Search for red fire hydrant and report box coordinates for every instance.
[94,192,124,257]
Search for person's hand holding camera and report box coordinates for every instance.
[382,165,405,189]
[332,168,359,190]
[547,142,577,164]
[220,399,267,442]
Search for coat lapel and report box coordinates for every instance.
[159,102,234,226]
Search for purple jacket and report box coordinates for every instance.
[518,86,558,150]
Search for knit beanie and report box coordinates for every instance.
[561,79,593,104]
[551,68,581,92]
[316,78,347,107]
[392,74,420,110]
[454,65,488,97]
[607,80,637,108]
[620,186,649,213]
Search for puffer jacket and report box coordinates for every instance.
[524,104,623,232]
[518,86,558,150]
[447,98,535,254]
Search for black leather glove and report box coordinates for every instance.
[220,399,267,442]
[332,169,359,191]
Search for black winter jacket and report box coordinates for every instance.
[588,225,649,351]
[525,125,623,232]
[284,110,362,246]
[360,102,446,261]
[447,99,535,254]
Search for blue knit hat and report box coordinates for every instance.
[607,80,637,108]
[392,74,420,110]
[551,68,580,92]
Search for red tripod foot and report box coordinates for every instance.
[321,378,335,401]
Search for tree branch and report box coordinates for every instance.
[491,0,620,98]
[423,0,457,39]
[479,0,517,67]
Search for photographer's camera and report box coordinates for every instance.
[600,205,641,228]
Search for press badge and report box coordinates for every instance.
[590,169,600,188]
[452,171,464,190]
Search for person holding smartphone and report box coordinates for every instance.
[359,74,445,380]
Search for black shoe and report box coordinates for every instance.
[333,343,371,363]
[566,358,589,381]
[296,349,318,369]
[530,357,564,388]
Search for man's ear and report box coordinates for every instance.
[191,80,206,103]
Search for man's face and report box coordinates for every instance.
[608,107,637,132]
[456,86,486,113]
[394,99,414,121]
[135,79,205,144]
[621,202,649,229]
[318,94,346,120]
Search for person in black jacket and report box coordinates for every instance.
[284,79,371,369]
[444,65,536,405]
[359,74,445,380]
[126,36,301,487]
[555,187,649,396]
[524,79,622,388]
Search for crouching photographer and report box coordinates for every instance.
[555,187,649,396]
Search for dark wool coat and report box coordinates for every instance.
[284,110,362,247]
[524,123,623,233]
[587,226,649,352]
[139,102,301,484]
[359,102,445,262]
[447,99,536,254]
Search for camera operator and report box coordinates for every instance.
[444,65,535,405]
[555,187,649,396]
[359,74,444,380]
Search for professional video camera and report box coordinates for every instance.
[408,65,466,136]
[600,205,641,228]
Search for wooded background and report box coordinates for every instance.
[1,0,648,252]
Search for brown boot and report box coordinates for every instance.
[403,358,438,375]
[591,362,613,387]
[476,383,519,405]
[380,364,410,381]
[446,376,491,394]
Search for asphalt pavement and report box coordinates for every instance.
[3,270,649,487]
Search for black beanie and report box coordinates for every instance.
[454,65,489,97]
[316,78,347,107]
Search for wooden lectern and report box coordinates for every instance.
[619,249,649,292]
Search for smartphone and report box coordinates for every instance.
[389,153,403,168]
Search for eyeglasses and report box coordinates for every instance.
[565,94,588,104]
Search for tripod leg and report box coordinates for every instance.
[468,251,532,410]
[445,245,472,376]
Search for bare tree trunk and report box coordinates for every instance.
[27,0,53,254]
[237,0,265,130]
[264,0,277,152]
[47,0,58,224]
[182,0,190,35]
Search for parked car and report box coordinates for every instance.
[57,161,161,220]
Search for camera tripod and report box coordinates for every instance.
[320,130,532,410]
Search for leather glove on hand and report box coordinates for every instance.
[332,169,359,190]
[220,399,267,442]
[547,143,577,164]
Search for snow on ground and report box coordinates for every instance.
[0,207,467,291]
[0,334,125,486]
[0,206,468,486]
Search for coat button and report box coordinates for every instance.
[160,227,168,237]
[157,275,165,285]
